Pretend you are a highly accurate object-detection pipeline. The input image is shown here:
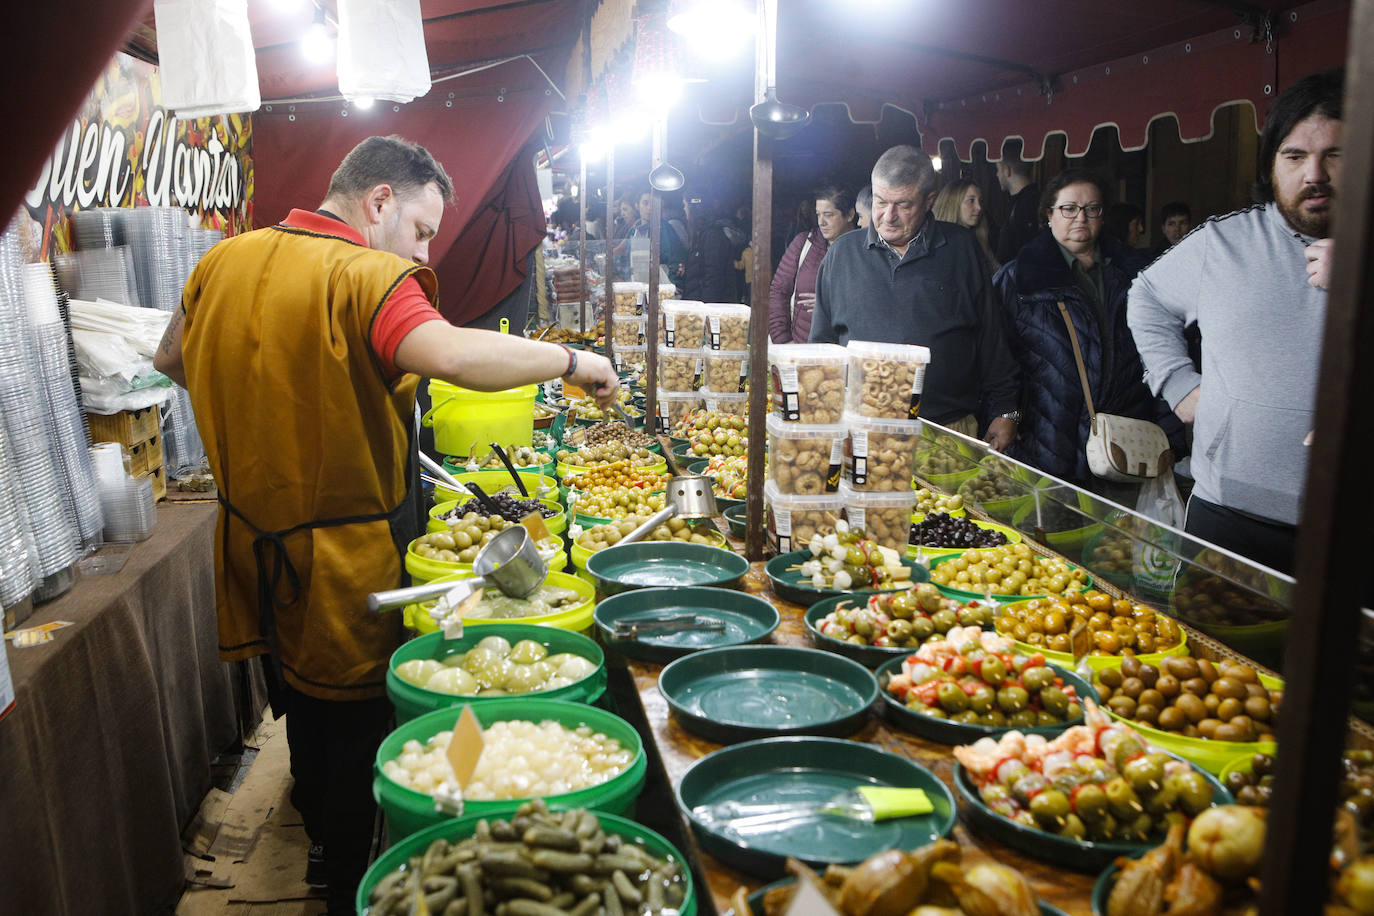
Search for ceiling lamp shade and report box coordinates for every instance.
[153,0,260,118]
[337,0,431,104]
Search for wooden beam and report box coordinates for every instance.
[1259,3,1374,910]
[579,157,589,334]
[745,0,773,562]
[646,121,664,431]
[604,149,616,368]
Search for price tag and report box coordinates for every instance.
[1070,617,1092,665]
[445,705,486,790]
[521,510,552,543]
[782,870,842,916]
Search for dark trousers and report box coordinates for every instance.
[1184,495,1297,575]
[278,674,393,915]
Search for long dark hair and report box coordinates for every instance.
[1253,69,1344,203]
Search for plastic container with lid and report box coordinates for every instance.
[614,345,647,370]
[764,480,844,554]
[702,389,749,417]
[702,303,751,350]
[842,411,923,491]
[766,415,843,496]
[656,345,705,392]
[612,281,648,316]
[767,343,848,425]
[654,390,705,434]
[844,340,932,420]
[657,299,709,348]
[839,482,918,554]
[610,313,647,349]
[702,349,748,393]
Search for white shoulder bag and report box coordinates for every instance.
[1057,301,1172,481]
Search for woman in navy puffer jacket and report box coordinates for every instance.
[992,170,1179,485]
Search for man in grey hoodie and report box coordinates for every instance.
[1127,69,1343,574]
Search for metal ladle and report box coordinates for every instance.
[367,525,547,614]
[616,474,720,546]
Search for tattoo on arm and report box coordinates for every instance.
[159,305,185,356]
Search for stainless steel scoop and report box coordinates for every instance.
[367,525,547,614]
[616,474,720,546]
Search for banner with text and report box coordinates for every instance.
[14,52,253,261]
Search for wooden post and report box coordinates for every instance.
[744,0,773,562]
[646,121,663,430]
[1259,3,1374,910]
[578,157,589,334]
[604,149,616,368]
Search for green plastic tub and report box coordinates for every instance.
[405,533,568,586]
[386,625,606,723]
[372,698,647,842]
[356,810,696,915]
[403,569,594,635]
[427,496,567,537]
[432,469,559,506]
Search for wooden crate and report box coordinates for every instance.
[137,465,167,501]
[87,406,160,448]
[128,432,164,479]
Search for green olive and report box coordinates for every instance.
[967,684,995,714]
[1072,784,1108,822]
[937,681,970,713]
[980,657,1007,687]
[1021,665,1054,693]
[997,685,1029,714]
[1030,789,1070,828]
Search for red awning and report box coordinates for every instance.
[688,0,1350,158]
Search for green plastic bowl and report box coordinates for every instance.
[1101,707,1277,775]
[570,526,729,573]
[928,553,1092,604]
[356,810,696,916]
[676,735,955,878]
[801,595,914,668]
[442,453,555,480]
[586,541,749,597]
[954,760,1230,871]
[724,503,747,539]
[658,645,878,743]
[1013,500,1104,563]
[386,625,606,723]
[405,533,567,586]
[427,496,566,536]
[874,654,1097,743]
[992,598,1189,672]
[905,515,1022,562]
[763,550,929,606]
[594,586,780,663]
[686,459,710,475]
[433,469,559,505]
[372,698,647,843]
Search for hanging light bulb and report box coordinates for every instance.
[931,155,944,172]
[353,96,375,110]
[668,1,754,61]
[301,6,333,63]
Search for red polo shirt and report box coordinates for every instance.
[281,209,443,379]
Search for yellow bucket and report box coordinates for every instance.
[423,379,537,457]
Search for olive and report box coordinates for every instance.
[1021,665,1054,693]
[998,685,1030,714]
[1196,658,1219,683]
[937,681,970,713]
[1066,701,1083,721]
[968,684,995,714]
[1182,677,1210,698]
[1203,693,1222,715]
[1244,681,1270,700]
[1173,771,1214,815]
[915,703,947,718]
[1108,695,1137,718]
[1099,667,1124,689]
[1237,785,1263,806]
[1137,663,1159,688]
[931,609,958,633]
[1120,677,1145,700]
[1175,692,1207,723]
[1155,674,1181,699]
[1105,777,1143,819]
[1096,684,1115,702]
[1089,812,1120,841]
[1157,706,1187,731]
[1031,789,1070,828]
[952,709,982,725]
[1225,770,1251,794]
[980,657,1008,687]
[1197,718,1222,739]
[982,708,1007,728]
[1245,695,1272,721]
[1213,676,1246,699]
[1216,697,1244,721]
[1036,710,1060,726]
[1073,784,1108,821]
[1124,755,1165,794]
[1144,781,1179,816]
[1135,703,1160,725]
[888,591,917,619]
[1138,688,1165,711]
[1163,656,1199,680]
[1120,656,1141,679]
[1040,686,1070,717]
[1229,716,1256,741]
[1061,813,1087,840]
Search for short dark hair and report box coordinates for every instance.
[1104,202,1144,245]
[1253,69,1344,203]
[327,135,454,204]
[1000,140,1034,178]
[856,185,872,212]
[552,197,580,230]
[1160,201,1192,223]
[813,184,855,214]
[872,145,938,194]
[1040,169,1111,222]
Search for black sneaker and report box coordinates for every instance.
[305,844,328,887]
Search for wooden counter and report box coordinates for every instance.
[616,561,1098,916]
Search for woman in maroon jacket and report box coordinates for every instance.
[769,185,856,343]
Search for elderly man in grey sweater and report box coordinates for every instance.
[1127,69,1343,574]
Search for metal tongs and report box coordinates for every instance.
[612,614,726,640]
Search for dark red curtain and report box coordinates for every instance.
[253,57,553,324]
[0,0,153,224]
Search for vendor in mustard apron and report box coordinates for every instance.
[154,136,619,916]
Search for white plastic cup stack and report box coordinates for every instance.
[101,475,156,542]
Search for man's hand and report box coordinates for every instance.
[573,352,620,407]
[795,292,816,311]
[1174,385,1201,424]
[984,417,1017,452]
[1305,238,1334,290]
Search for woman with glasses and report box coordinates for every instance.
[991,169,1180,485]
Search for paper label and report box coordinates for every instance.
[521,512,552,543]
[657,402,672,435]
[772,506,791,552]
[850,430,869,485]
[446,705,486,789]
[847,506,866,533]
[908,366,926,419]
[693,358,704,388]
[736,362,748,393]
[827,438,844,491]
[707,315,722,349]
[1071,618,1092,664]
[774,365,800,420]
[664,313,677,347]
[613,352,623,371]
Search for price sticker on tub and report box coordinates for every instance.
[446,705,485,789]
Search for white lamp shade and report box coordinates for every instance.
[337,0,431,104]
[153,0,260,118]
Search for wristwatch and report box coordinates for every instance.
[998,410,1022,424]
